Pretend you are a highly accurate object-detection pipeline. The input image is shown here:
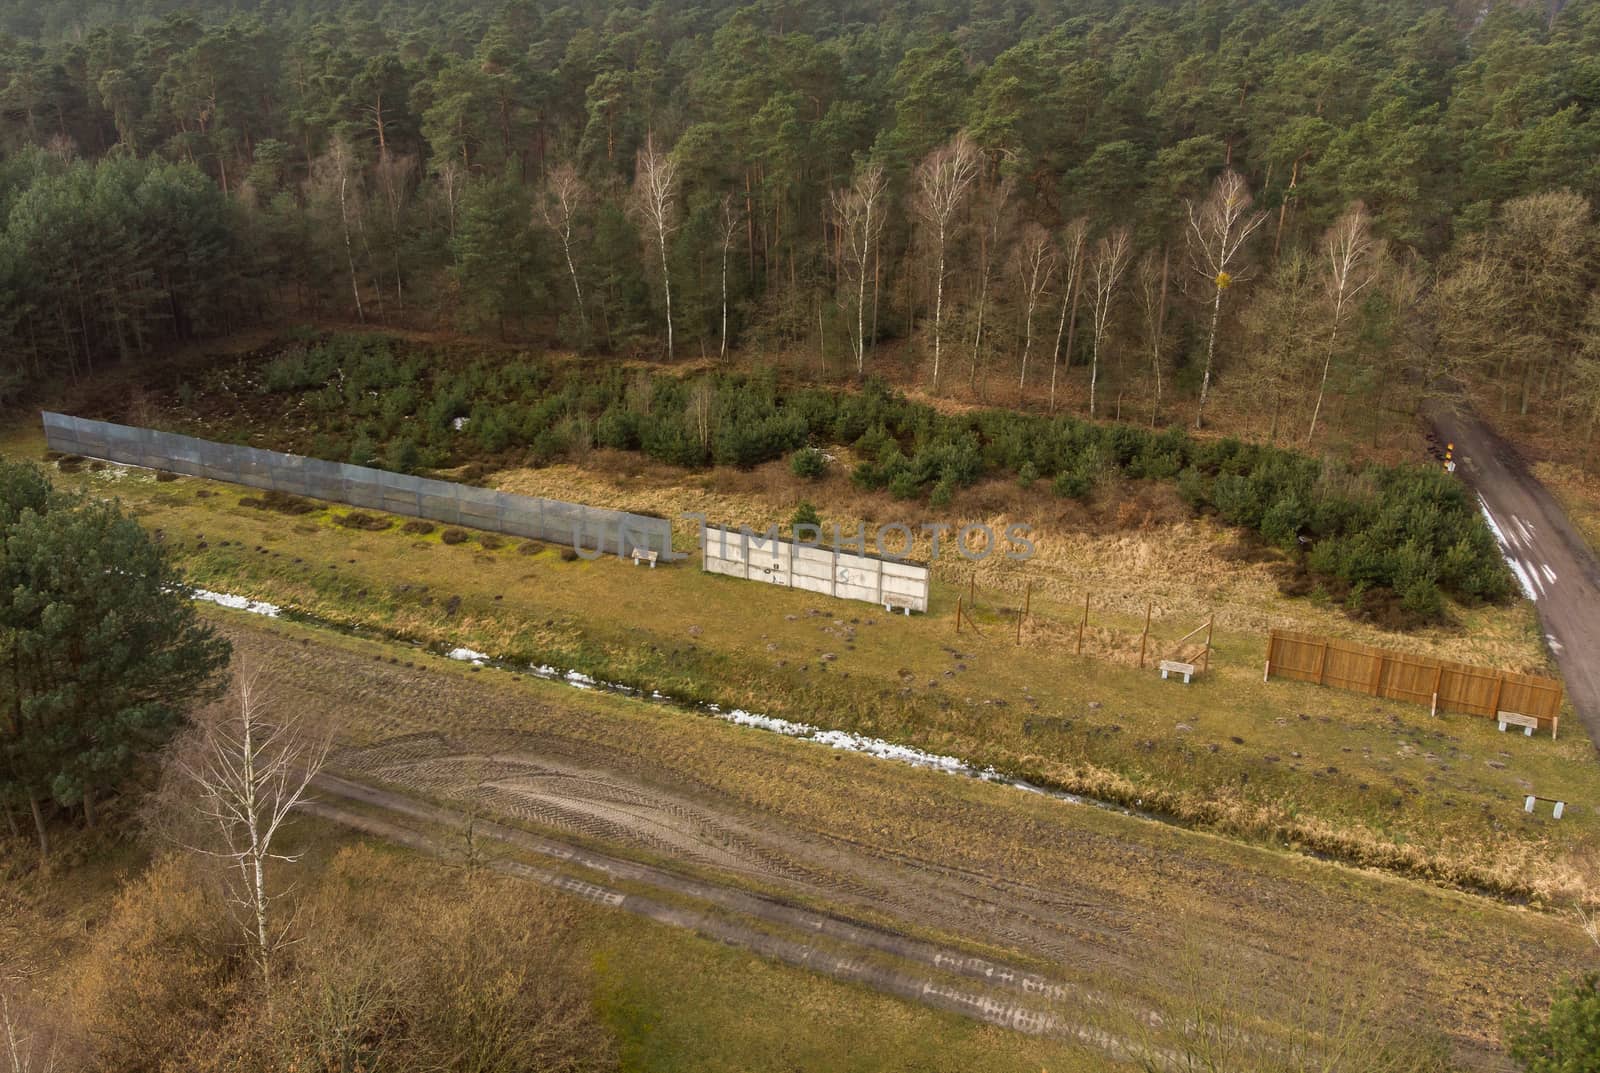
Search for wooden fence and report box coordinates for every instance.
[1264,629,1564,734]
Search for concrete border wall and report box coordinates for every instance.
[701,524,929,612]
[42,412,673,558]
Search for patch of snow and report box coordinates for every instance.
[1478,496,1509,547]
[192,589,282,617]
[447,646,490,665]
[1507,559,1539,602]
[1478,497,1537,601]
[452,416,470,431]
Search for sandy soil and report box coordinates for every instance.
[220,616,1586,1068]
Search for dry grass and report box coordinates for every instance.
[1533,460,1600,554]
[213,615,1591,1058]
[3,822,1103,1073]
[494,454,1553,674]
[10,425,1594,904]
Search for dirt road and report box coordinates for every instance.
[220,617,1582,1068]
[1428,401,1600,749]
[306,777,1128,1052]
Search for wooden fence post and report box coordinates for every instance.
[1014,580,1030,645]
[1077,592,1089,655]
[1369,652,1386,697]
[1202,616,1214,674]
[955,596,962,635]
[1315,641,1328,686]
[1139,602,1152,669]
[1429,664,1443,717]
[1490,672,1506,717]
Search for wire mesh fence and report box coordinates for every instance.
[42,412,674,559]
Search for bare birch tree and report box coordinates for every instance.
[1186,170,1268,428]
[312,140,366,323]
[913,132,979,391]
[1,982,60,1073]
[687,379,716,455]
[1087,227,1133,418]
[969,173,1015,393]
[434,158,464,241]
[1049,217,1088,415]
[1134,247,1172,427]
[373,151,413,309]
[1012,222,1057,393]
[632,134,680,359]
[717,193,742,362]
[1242,249,1316,445]
[830,162,887,377]
[179,667,329,1007]
[1306,202,1380,445]
[541,161,590,338]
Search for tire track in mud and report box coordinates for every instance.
[332,734,1143,973]
[223,620,1565,1066]
[313,777,1113,1017]
[302,796,1152,1055]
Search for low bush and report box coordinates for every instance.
[441,528,470,545]
[238,490,318,516]
[1506,973,1600,1073]
[789,447,827,480]
[335,512,392,532]
[68,846,616,1073]
[193,335,1515,622]
[400,519,435,535]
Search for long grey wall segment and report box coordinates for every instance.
[41,413,672,558]
[701,524,930,612]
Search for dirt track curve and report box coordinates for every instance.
[220,618,1580,1068]
[1427,400,1600,749]
[307,776,1136,1055]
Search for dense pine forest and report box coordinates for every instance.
[2,0,1598,445]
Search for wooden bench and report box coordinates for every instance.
[1524,795,1566,820]
[1497,710,1547,738]
[882,593,915,616]
[1159,660,1196,684]
[631,547,659,568]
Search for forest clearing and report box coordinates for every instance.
[11,334,1598,908]
[7,0,1600,1067]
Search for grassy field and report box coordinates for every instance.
[206,614,1596,1054]
[0,820,1096,1073]
[7,603,1589,1067]
[10,420,1597,906]
[203,614,1600,1051]
[1533,459,1600,555]
[589,893,1107,1073]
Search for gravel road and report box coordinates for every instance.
[1428,400,1600,749]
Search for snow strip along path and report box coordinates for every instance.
[1430,399,1600,747]
[1478,494,1552,602]
[193,589,283,617]
[194,588,1134,818]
